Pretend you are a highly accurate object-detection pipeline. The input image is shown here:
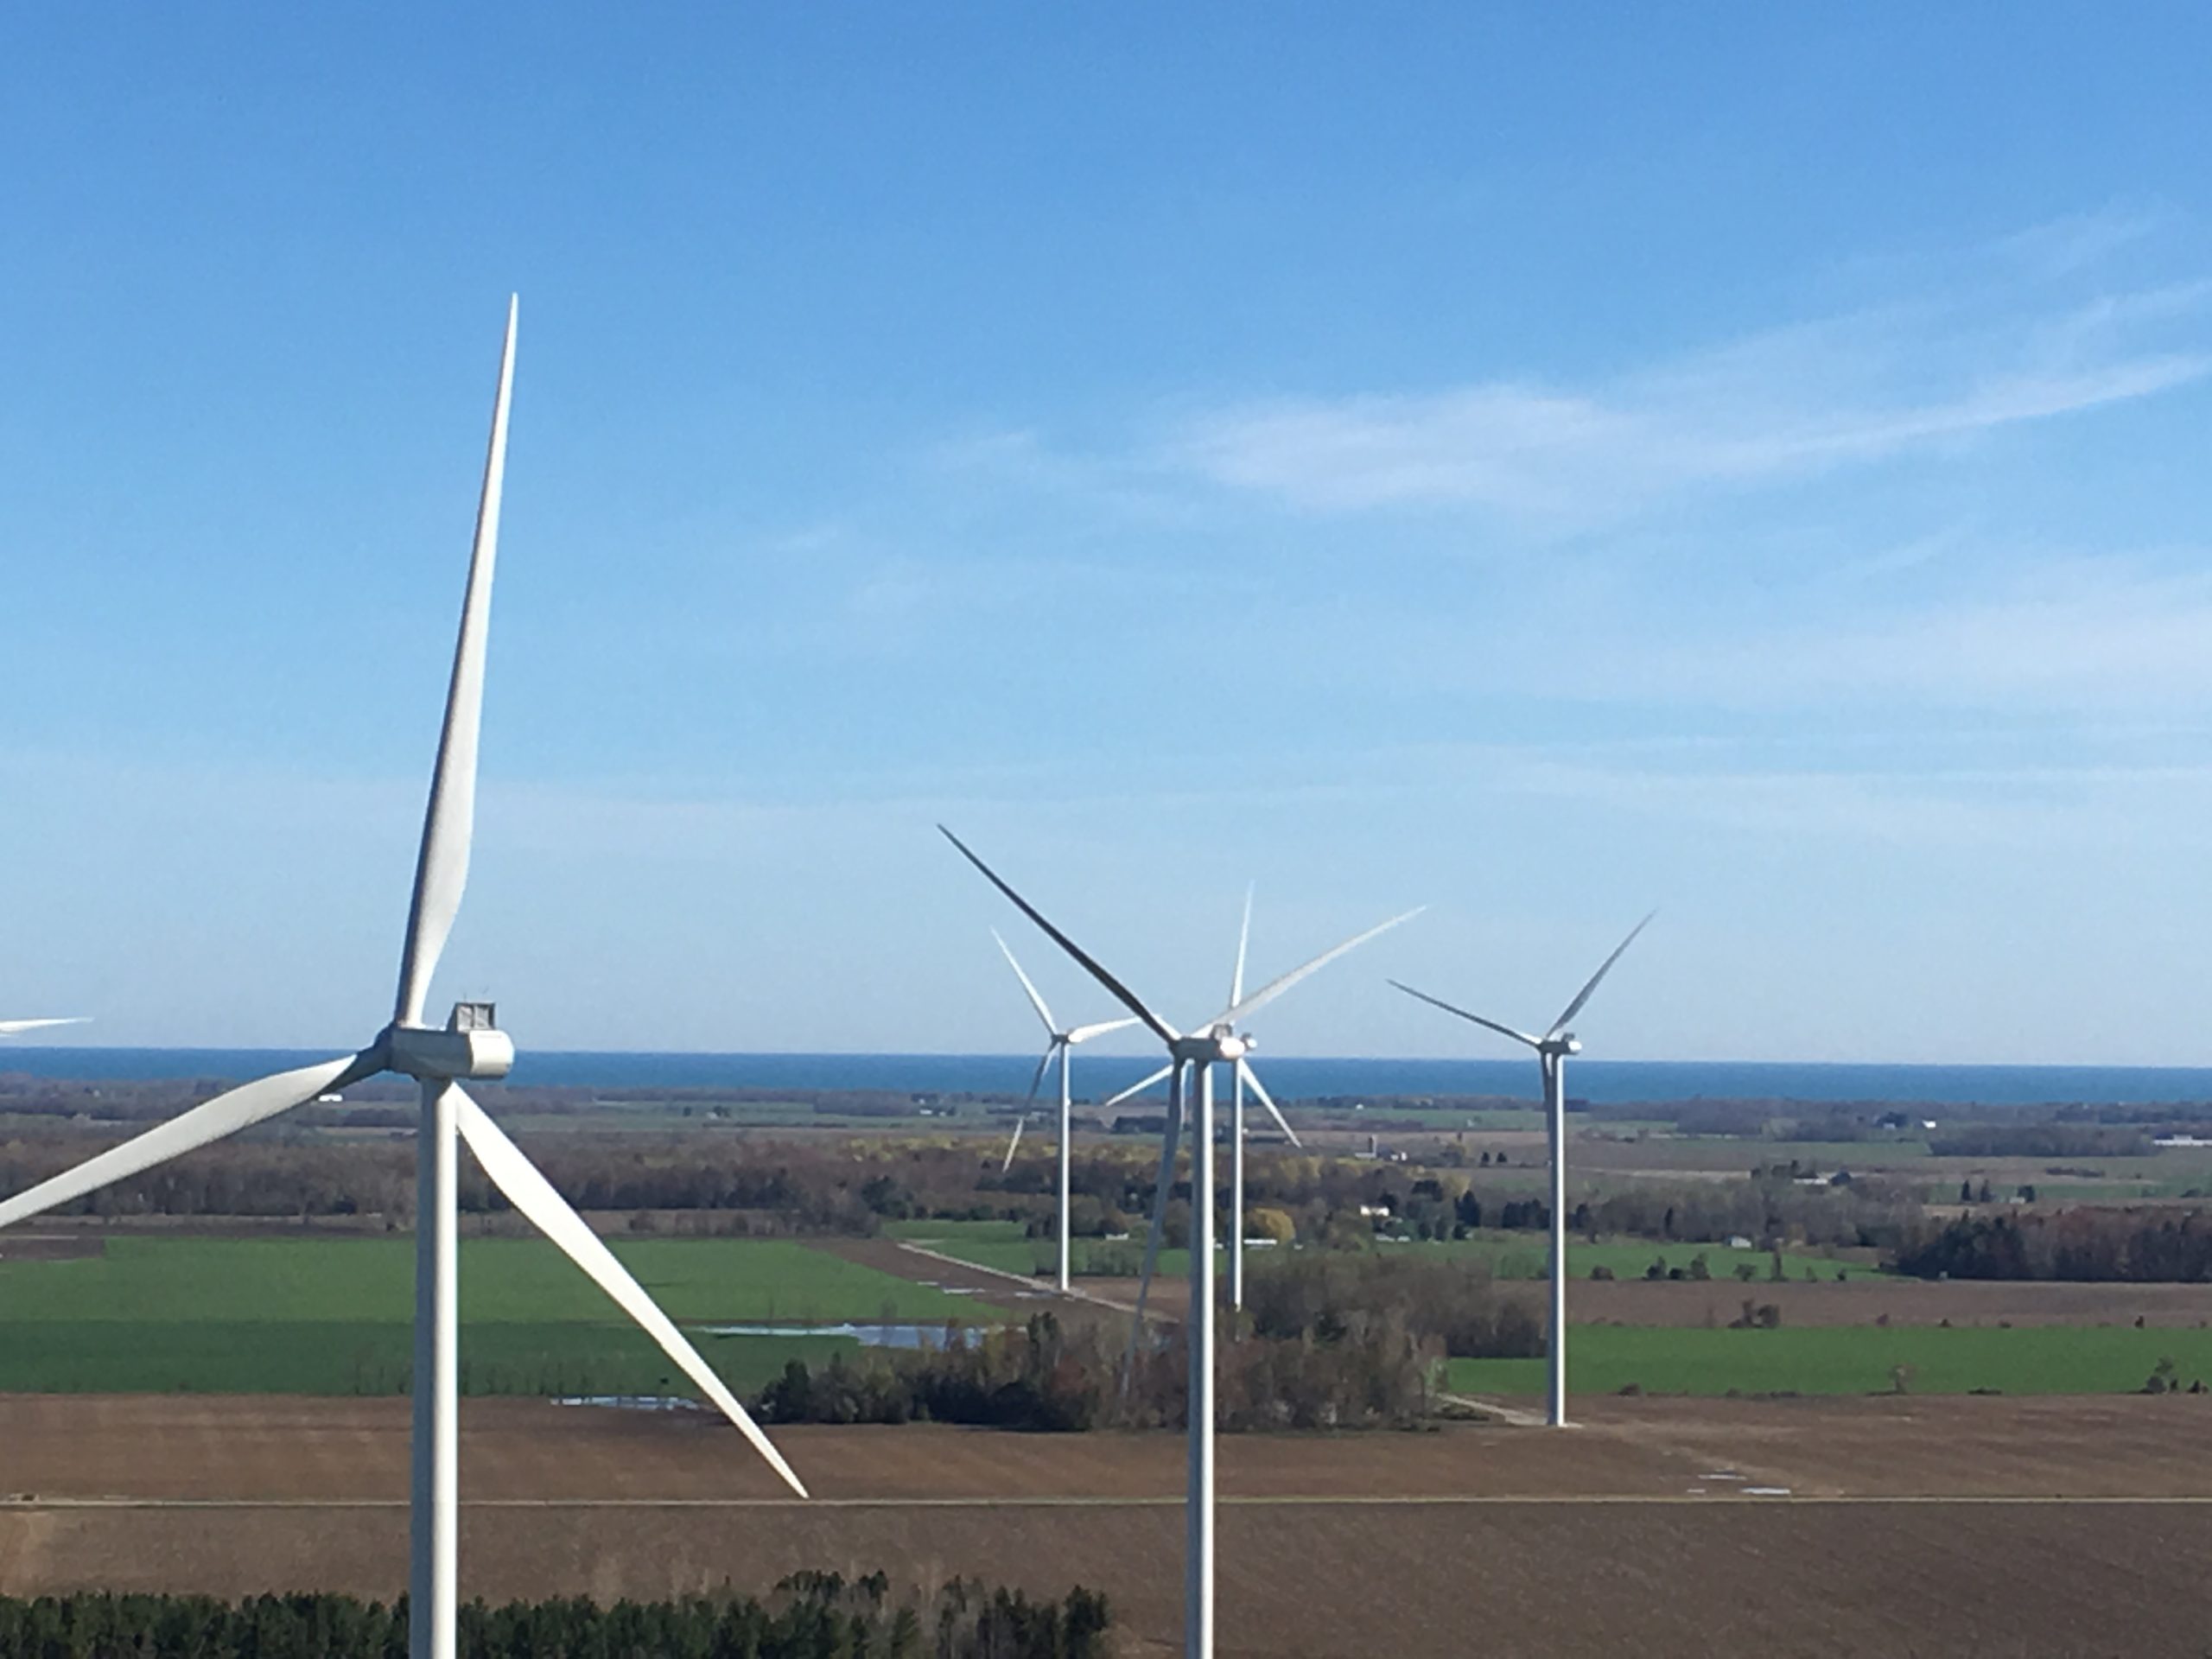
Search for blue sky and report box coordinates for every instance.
[4,7,2212,1063]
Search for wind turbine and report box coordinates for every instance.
[942,825,1413,1659]
[1099,889,1315,1310]
[0,1019,89,1036]
[990,929,1135,1292]
[0,301,807,1659]
[1389,912,1652,1429]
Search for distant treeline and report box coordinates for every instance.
[1607,1097,2212,1143]
[1924,1124,2153,1159]
[0,1128,1569,1236]
[0,1574,1110,1658]
[755,1304,1458,1433]
[1896,1208,2212,1282]
[1567,1179,1919,1253]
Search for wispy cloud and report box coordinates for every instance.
[1171,287,2210,522]
[1483,747,2212,852]
[1660,558,2212,712]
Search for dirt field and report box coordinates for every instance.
[1,1395,2209,1656]
[1568,1274,2212,1328]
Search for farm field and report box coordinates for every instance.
[1567,1274,2212,1328]
[887,1218,1186,1281]
[889,1220,1862,1285]
[1448,1322,2212,1397]
[0,1236,1005,1395]
[0,1395,2205,1656]
[1374,1232,1866,1281]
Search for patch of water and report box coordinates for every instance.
[692,1321,997,1350]
[552,1395,703,1412]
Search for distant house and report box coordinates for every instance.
[1726,1235,1754,1249]
[2154,1134,2212,1149]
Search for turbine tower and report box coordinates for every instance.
[943,826,1412,1659]
[0,302,807,1659]
[990,928,1135,1291]
[1389,912,1652,1428]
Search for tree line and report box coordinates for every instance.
[754,1262,1543,1433]
[0,1575,1110,1658]
[1895,1208,2212,1281]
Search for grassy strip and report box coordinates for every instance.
[1447,1325,2212,1398]
[0,1320,859,1395]
[0,1236,1001,1325]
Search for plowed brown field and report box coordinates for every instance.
[1,1395,2209,1655]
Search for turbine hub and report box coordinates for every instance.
[385,1001,516,1081]
[1559,1033,1583,1057]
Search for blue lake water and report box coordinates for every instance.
[4,1047,2212,1107]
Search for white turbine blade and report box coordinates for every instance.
[394,297,519,1028]
[1001,1114,1026,1174]
[1388,980,1543,1049]
[1121,1070,1183,1390]
[1211,906,1424,1029]
[0,1018,89,1036]
[991,928,1058,1037]
[1239,1059,1302,1149]
[1230,883,1254,1007]
[1065,1016,1141,1046]
[939,827,1179,1045]
[1100,1062,1173,1110]
[0,1053,374,1230]
[451,1088,808,1498]
[1547,912,1656,1039]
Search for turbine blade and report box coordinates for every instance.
[991,928,1058,1037]
[1547,912,1656,1039]
[1023,1043,1058,1109]
[0,1018,89,1036]
[1099,1063,1173,1110]
[1230,884,1254,1007]
[1121,1065,1184,1394]
[1388,980,1543,1048]
[0,1053,375,1230]
[1211,906,1424,1029]
[451,1088,808,1498]
[1001,1114,1026,1174]
[394,297,519,1027]
[1065,1016,1141,1046]
[939,828,1179,1046]
[1240,1059,1302,1149]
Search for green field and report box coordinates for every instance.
[0,1319,861,1396]
[1447,1325,2212,1398]
[885,1222,1861,1287]
[1577,1136,1934,1170]
[890,1219,1187,1280]
[0,1236,1001,1395]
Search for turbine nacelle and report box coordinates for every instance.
[1177,1025,1249,1064]
[384,1001,516,1082]
[1545,1033,1582,1058]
